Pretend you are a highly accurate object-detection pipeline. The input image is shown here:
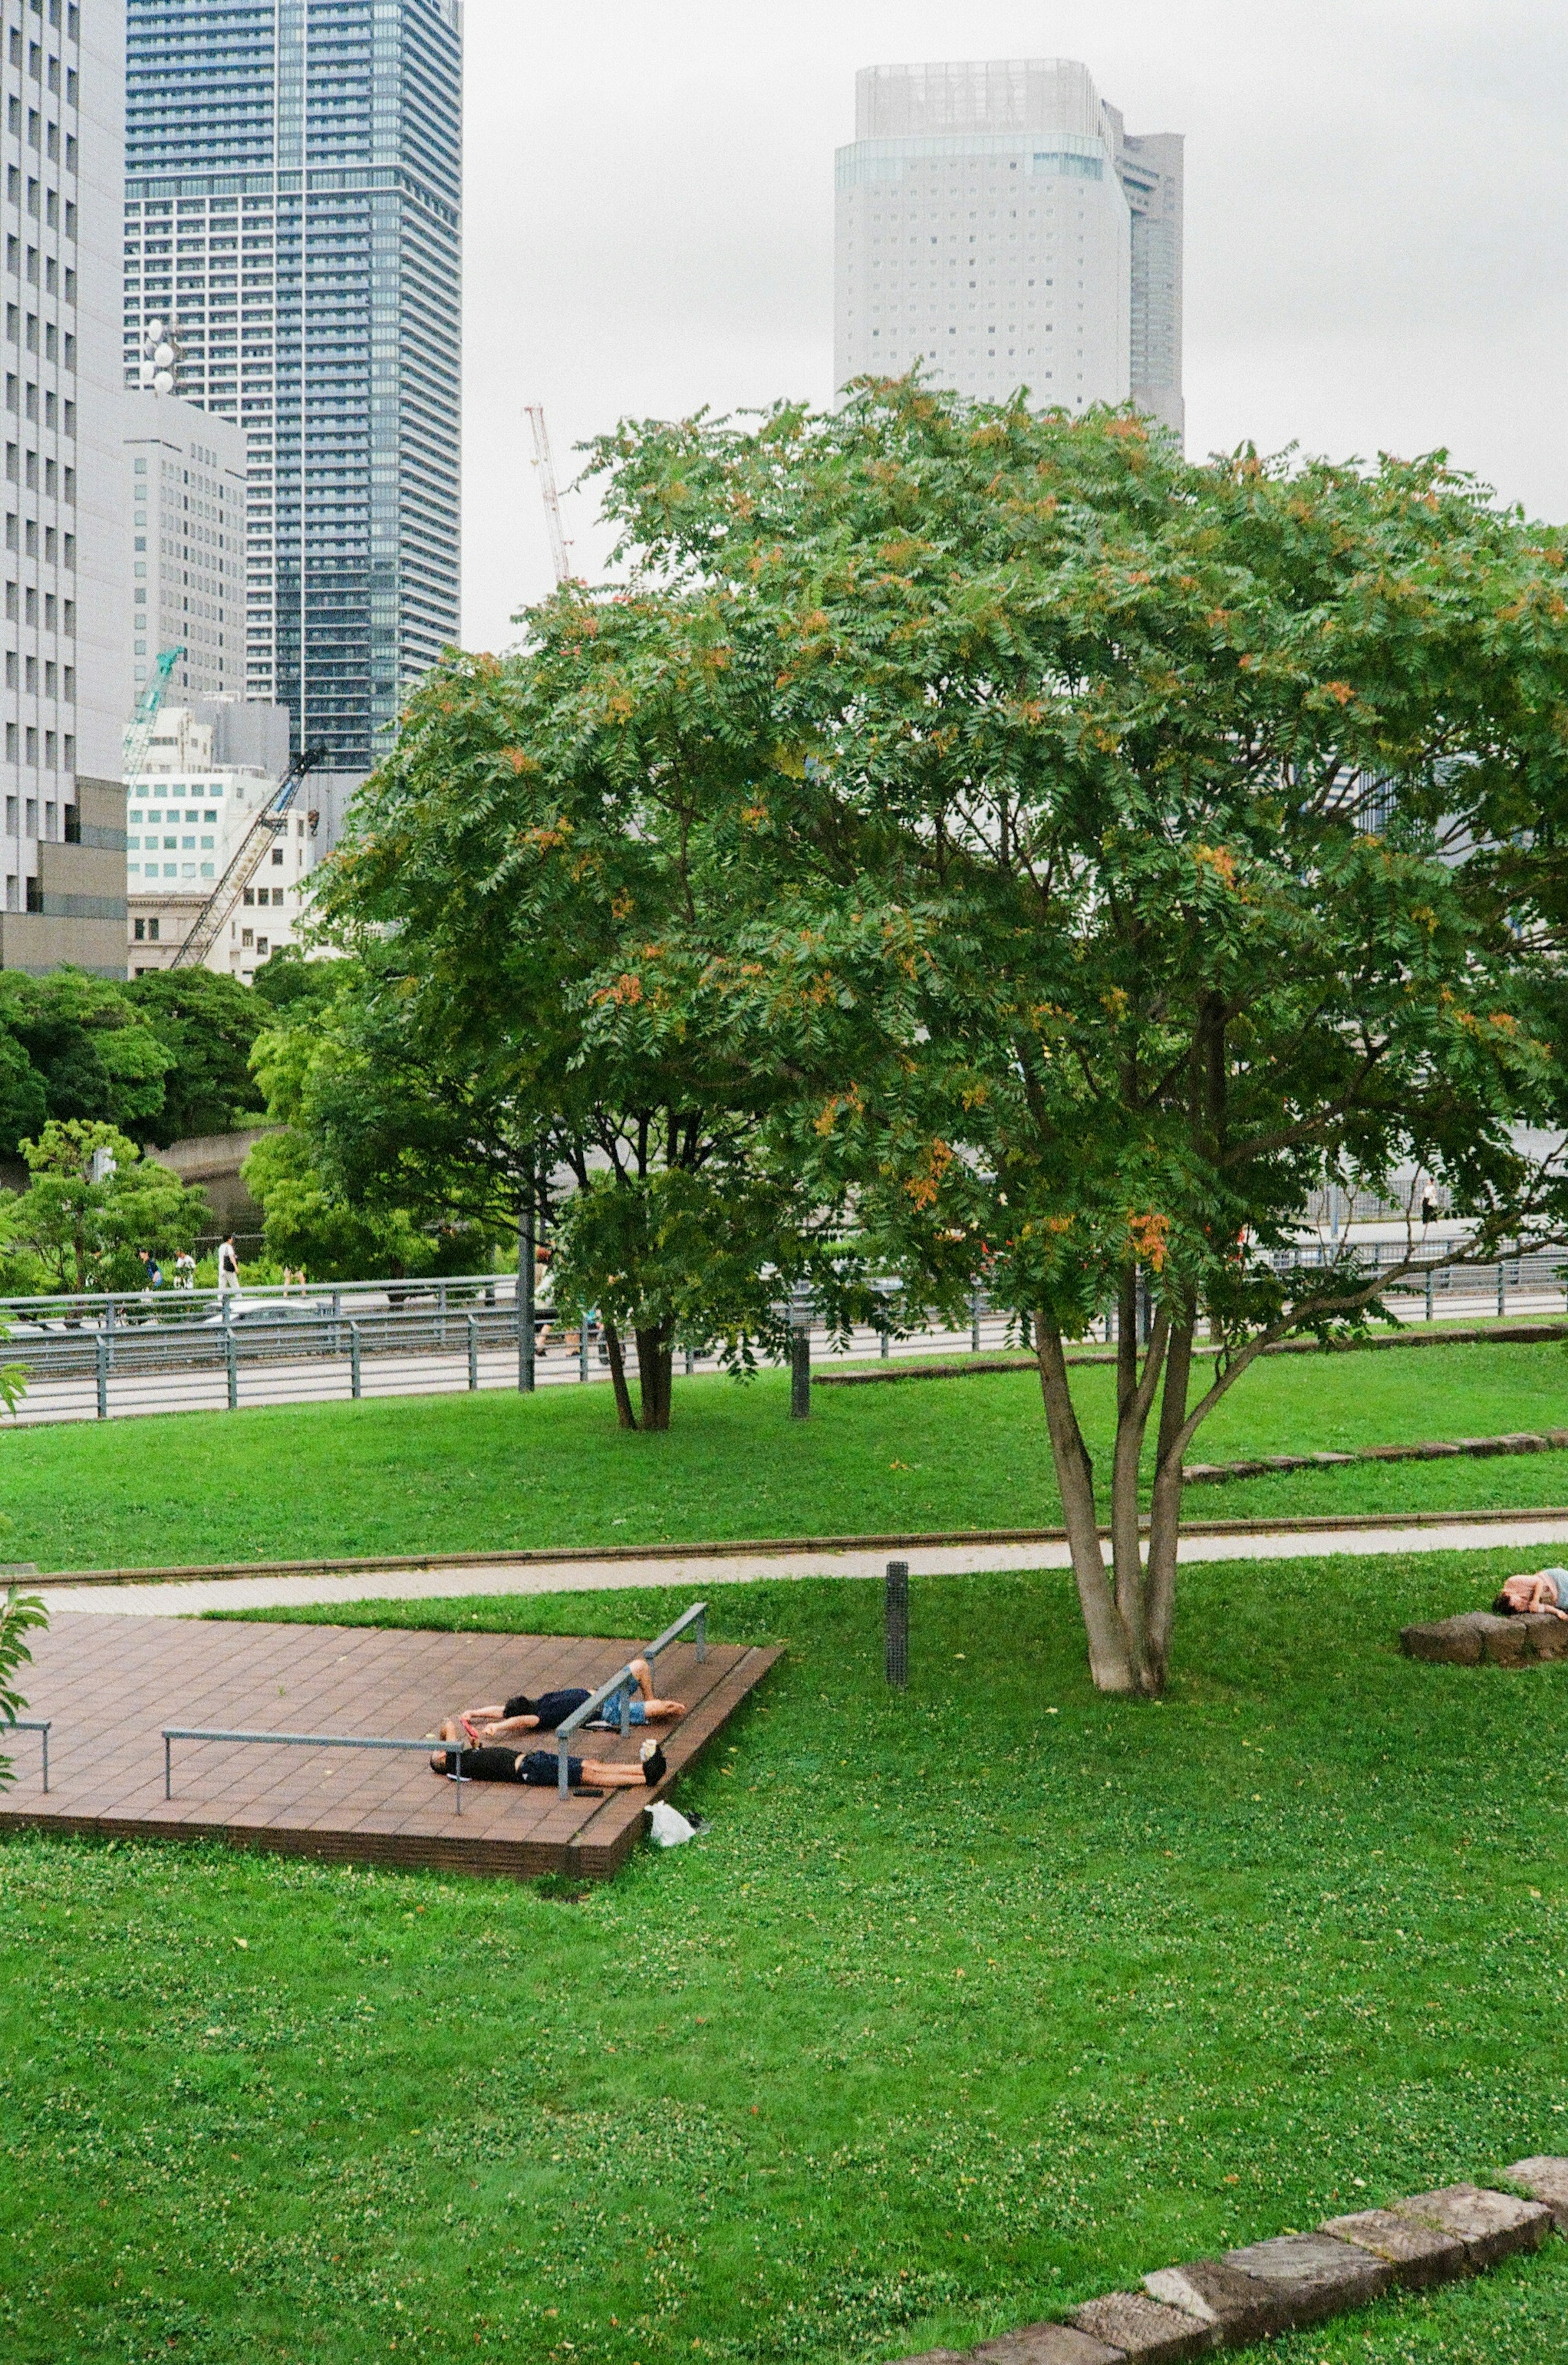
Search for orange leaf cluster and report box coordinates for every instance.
[906,1138,954,1210]
[1127,1209,1171,1272]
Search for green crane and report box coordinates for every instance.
[121,644,186,782]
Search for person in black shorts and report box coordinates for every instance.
[428,1731,667,1790]
[450,1655,685,1744]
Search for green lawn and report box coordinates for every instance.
[4,1548,1568,2362]
[3,1337,1568,1573]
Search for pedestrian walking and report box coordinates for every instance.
[174,1250,196,1292]
[217,1235,239,1296]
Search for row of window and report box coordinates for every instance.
[0,718,69,763]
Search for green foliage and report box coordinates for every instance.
[0,1119,208,1293]
[0,969,172,1157]
[0,965,273,1160]
[121,967,269,1143]
[250,945,344,1014]
[0,1581,46,1789]
[243,979,500,1281]
[390,379,1568,1684]
[5,1552,1568,2360]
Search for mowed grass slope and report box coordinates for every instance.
[3,1336,1568,1572]
[4,1549,1568,2363]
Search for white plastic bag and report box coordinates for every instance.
[647,1799,698,1848]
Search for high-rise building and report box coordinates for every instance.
[835,59,1183,443]
[0,0,131,978]
[122,0,462,822]
[123,386,248,708]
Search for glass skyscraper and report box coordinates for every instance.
[122,0,461,796]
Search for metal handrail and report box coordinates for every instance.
[646,1599,707,1674]
[1,1716,49,1791]
[162,1726,471,1813]
[553,1601,709,1797]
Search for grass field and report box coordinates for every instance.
[4,1547,1568,2363]
[2,1335,1568,1572]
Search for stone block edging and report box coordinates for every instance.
[1185,1428,1568,1488]
[888,2165,1560,2363]
[1401,1610,1568,1666]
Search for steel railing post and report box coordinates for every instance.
[165,1732,172,1799]
[95,1327,107,1419]
[105,1292,116,1372]
[467,1314,478,1391]
[971,1290,981,1352]
[1498,1264,1506,1318]
[1425,1269,1434,1323]
[579,1321,589,1383]
[225,1319,238,1412]
[40,1723,46,1793]
[350,1322,362,1399]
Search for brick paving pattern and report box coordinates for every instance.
[0,1612,777,1881]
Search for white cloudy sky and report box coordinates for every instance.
[460,0,1568,650]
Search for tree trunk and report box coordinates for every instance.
[1142,1297,1196,1693]
[1033,1311,1137,1694]
[635,1327,674,1432]
[603,1321,637,1430]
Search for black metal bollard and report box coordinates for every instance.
[885,1558,909,1688]
[789,1324,811,1419]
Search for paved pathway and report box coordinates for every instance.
[36,1510,1568,1617]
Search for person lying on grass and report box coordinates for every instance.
[450,1656,685,1744]
[1492,1569,1568,1617]
[428,1729,667,1790]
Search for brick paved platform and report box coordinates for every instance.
[0,1612,778,1881]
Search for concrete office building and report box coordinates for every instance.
[835,58,1183,442]
[0,0,131,976]
[125,694,312,978]
[123,0,462,833]
[123,387,247,709]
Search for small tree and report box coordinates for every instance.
[570,383,1568,1691]
[312,624,853,1430]
[0,1120,208,1293]
[0,1584,47,1790]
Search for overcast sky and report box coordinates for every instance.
[460,0,1568,650]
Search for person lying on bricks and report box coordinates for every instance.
[1493,1569,1568,1618]
[428,1729,668,1790]
[450,1656,686,1745]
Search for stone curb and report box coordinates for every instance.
[816,1323,1568,1387]
[1401,1610,1568,1667]
[1185,1429,1568,1488]
[888,2165,1559,2363]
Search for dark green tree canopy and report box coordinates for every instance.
[122,968,268,1145]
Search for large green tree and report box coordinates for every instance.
[547,383,1568,1692]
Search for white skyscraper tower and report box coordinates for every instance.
[835,59,1183,443]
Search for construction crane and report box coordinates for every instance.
[122,644,186,781]
[524,403,572,585]
[168,742,326,971]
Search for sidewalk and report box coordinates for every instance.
[35,1509,1568,1617]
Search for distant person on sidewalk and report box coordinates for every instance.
[137,1246,163,1289]
[428,1732,668,1790]
[1493,1570,1568,1618]
[450,1657,686,1743]
[217,1235,239,1296]
[174,1250,196,1291]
